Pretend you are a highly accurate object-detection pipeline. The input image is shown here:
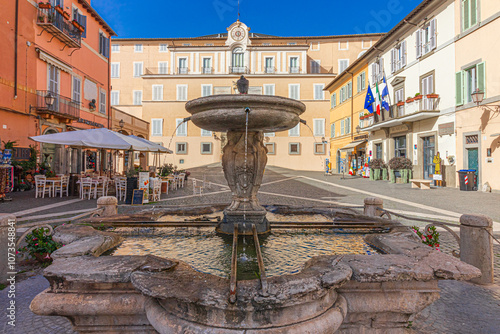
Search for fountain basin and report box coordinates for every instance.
[185,94,306,132]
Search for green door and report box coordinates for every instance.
[467,148,479,188]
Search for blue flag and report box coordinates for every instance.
[381,76,391,111]
[364,84,375,114]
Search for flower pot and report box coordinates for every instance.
[34,253,52,263]
[77,25,85,32]
[62,11,70,20]
[72,20,80,29]
[38,3,51,9]
[397,102,405,107]
[414,95,423,100]
[55,5,64,15]
[427,94,439,99]
[406,98,414,103]
[382,168,388,180]
[373,168,381,180]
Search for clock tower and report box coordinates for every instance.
[226,20,251,47]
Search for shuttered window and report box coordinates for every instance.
[201,85,212,97]
[176,118,187,136]
[331,93,336,108]
[371,58,384,83]
[340,120,345,135]
[289,84,300,100]
[99,33,109,58]
[177,85,188,101]
[462,0,478,31]
[133,91,142,105]
[456,61,485,106]
[313,119,325,136]
[264,84,275,96]
[133,62,143,77]
[421,74,434,110]
[391,41,406,73]
[201,129,212,137]
[158,62,168,74]
[151,119,163,136]
[338,59,349,73]
[288,124,300,137]
[417,19,437,58]
[111,63,120,78]
[111,44,120,53]
[314,84,325,100]
[159,44,168,52]
[152,85,163,101]
[110,91,119,106]
[99,90,106,114]
[345,117,351,134]
[311,60,320,73]
[72,76,81,103]
[331,123,335,138]
[135,44,143,52]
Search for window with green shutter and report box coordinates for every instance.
[456,71,464,106]
[462,0,478,31]
[457,61,486,106]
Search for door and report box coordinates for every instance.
[467,148,479,188]
[422,136,435,179]
[203,58,211,73]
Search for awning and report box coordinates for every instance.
[339,140,367,152]
[128,135,173,154]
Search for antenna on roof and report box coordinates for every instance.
[238,0,240,21]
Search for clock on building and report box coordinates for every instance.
[231,27,245,41]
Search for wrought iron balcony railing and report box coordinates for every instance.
[229,66,249,74]
[202,67,214,74]
[177,67,189,75]
[36,90,80,120]
[265,67,276,74]
[289,66,301,74]
[37,6,81,48]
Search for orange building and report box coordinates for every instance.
[0,0,115,172]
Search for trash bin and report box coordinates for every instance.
[457,170,476,191]
[69,174,79,196]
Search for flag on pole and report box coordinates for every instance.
[364,83,375,114]
[381,76,391,112]
[375,81,381,115]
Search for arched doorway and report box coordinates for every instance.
[41,128,59,172]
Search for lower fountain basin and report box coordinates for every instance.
[185,94,306,132]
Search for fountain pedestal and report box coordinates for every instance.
[220,130,269,235]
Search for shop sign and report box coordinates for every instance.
[13,147,31,161]
[389,124,409,134]
[438,122,454,136]
[354,134,368,141]
[77,118,105,128]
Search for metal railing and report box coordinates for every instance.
[265,67,276,74]
[202,67,213,74]
[289,66,301,74]
[37,6,81,47]
[36,90,80,119]
[177,67,189,75]
[229,66,249,74]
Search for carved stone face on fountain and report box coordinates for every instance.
[185,94,306,234]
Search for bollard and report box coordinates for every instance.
[0,214,16,284]
[460,214,493,284]
[97,196,118,217]
[364,197,383,217]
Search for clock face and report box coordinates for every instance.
[231,27,245,41]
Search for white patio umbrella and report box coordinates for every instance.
[29,128,153,151]
[128,135,173,153]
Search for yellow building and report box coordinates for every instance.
[325,62,370,174]
[110,21,382,170]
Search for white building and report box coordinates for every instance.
[362,0,458,185]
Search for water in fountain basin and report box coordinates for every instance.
[109,227,381,280]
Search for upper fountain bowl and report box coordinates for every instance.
[185,94,306,132]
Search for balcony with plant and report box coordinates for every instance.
[37,2,82,48]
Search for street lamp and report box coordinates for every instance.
[45,92,55,107]
[471,89,484,105]
[119,119,125,129]
[356,125,361,134]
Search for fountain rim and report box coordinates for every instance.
[185,94,306,115]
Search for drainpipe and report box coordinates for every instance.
[107,41,111,130]
[14,0,19,99]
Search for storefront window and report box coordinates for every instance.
[375,143,382,159]
[394,136,407,157]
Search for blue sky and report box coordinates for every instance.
[92,0,421,39]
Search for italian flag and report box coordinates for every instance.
[375,82,381,115]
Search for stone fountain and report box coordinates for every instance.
[186,93,306,234]
[28,81,483,334]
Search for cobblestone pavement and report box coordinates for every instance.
[2,165,500,333]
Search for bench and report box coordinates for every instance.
[410,179,431,190]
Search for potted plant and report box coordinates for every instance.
[368,158,385,180]
[406,96,414,103]
[55,5,64,15]
[72,20,81,29]
[397,100,405,107]
[18,227,63,263]
[77,24,85,33]
[388,157,413,183]
[411,226,440,251]
[158,163,176,193]
[414,93,423,100]
[38,2,52,9]
[427,93,439,99]
[37,15,45,23]
[62,11,70,20]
